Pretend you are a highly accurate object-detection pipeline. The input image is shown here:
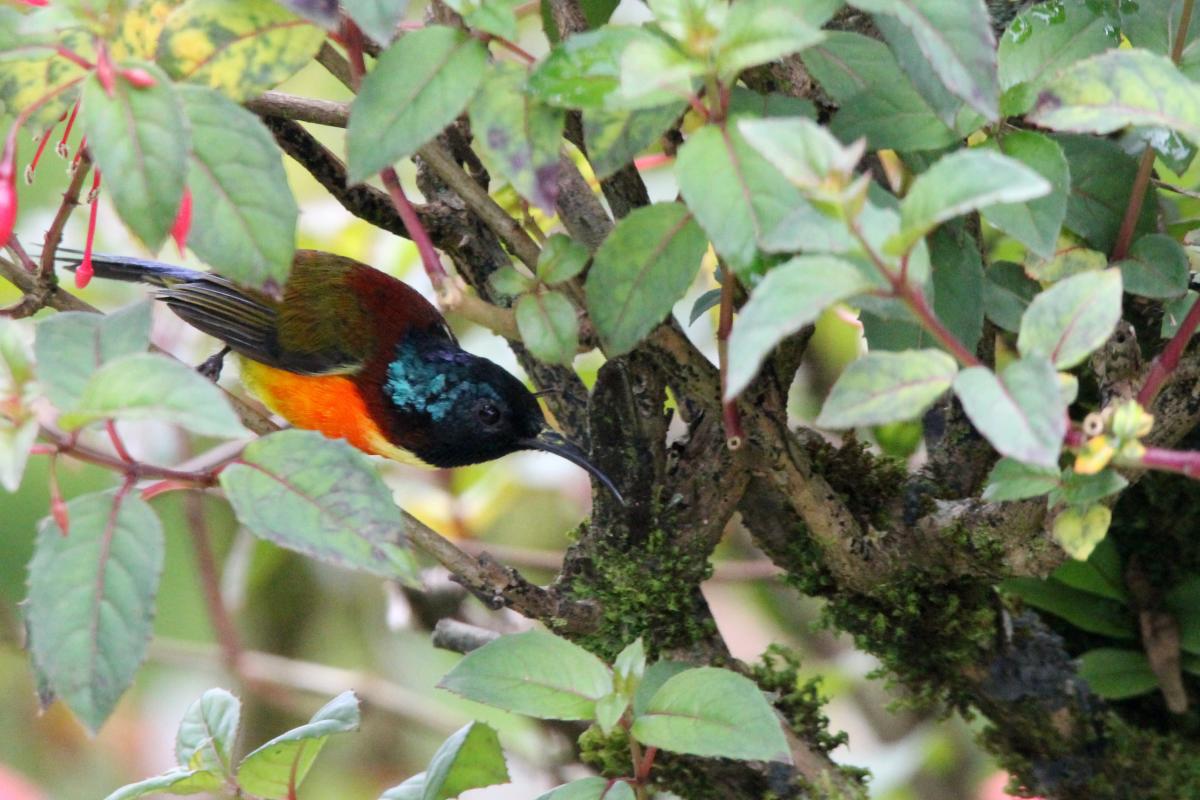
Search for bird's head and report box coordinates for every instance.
[382,331,623,503]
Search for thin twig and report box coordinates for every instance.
[149,637,463,733]
[40,149,92,277]
[1138,289,1200,406]
[185,492,244,674]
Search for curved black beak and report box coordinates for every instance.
[520,428,626,505]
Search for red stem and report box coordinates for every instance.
[54,45,94,70]
[1137,291,1200,406]
[486,34,536,64]
[381,167,447,289]
[105,419,134,463]
[1137,445,1200,478]
[57,100,79,158]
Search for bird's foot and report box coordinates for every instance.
[197,346,231,382]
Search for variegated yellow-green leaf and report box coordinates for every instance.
[157,0,326,102]
[0,26,89,128]
[112,0,183,61]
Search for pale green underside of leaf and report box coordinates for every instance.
[816,349,958,429]
[219,430,420,584]
[26,491,164,733]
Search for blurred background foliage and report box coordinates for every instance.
[0,1,1071,797]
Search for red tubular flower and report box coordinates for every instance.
[0,129,17,249]
[171,186,192,255]
[57,101,79,159]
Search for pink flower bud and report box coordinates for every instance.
[0,130,18,249]
[120,68,157,89]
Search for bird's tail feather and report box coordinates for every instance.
[54,249,202,288]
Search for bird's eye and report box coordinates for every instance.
[477,401,502,427]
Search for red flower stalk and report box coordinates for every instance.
[95,47,115,98]
[0,127,18,249]
[171,186,192,255]
[71,135,87,170]
[25,124,57,184]
[76,169,101,289]
[57,101,80,158]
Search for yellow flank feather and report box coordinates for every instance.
[238,358,432,467]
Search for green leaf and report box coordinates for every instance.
[380,774,425,800]
[952,356,1065,468]
[0,20,87,128]
[689,288,722,325]
[58,353,248,438]
[726,256,874,399]
[1030,49,1200,143]
[676,123,803,273]
[980,131,1070,259]
[1024,245,1107,283]
[1017,268,1123,369]
[176,688,240,776]
[347,26,489,182]
[982,458,1061,501]
[420,722,509,800]
[585,203,708,356]
[737,116,864,190]
[469,62,565,214]
[614,638,646,684]
[984,262,1039,333]
[157,0,325,102]
[713,0,824,82]
[616,35,705,110]
[438,630,613,720]
[535,778,637,800]
[34,303,152,409]
[633,660,690,716]
[630,667,790,763]
[26,490,164,733]
[1002,577,1134,639]
[1117,233,1189,299]
[872,14,983,132]
[517,291,579,366]
[527,28,642,109]
[103,768,221,800]
[929,223,984,354]
[594,692,628,735]
[890,149,1051,255]
[848,0,999,119]
[1052,504,1112,561]
[997,0,1119,115]
[815,350,958,429]
[1053,536,1127,604]
[582,102,683,179]
[444,0,521,40]
[1077,648,1158,699]
[803,32,957,151]
[343,0,408,45]
[219,430,421,583]
[236,691,360,799]
[537,234,589,284]
[1050,468,1128,509]
[800,30,901,102]
[1166,575,1200,654]
[489,265,535,297]
[1055,134,1156,253]
[1162,291,1198,338]
[179,85,296,290]
[1120,0,1200,81]
[80,62,188,250]
[0,419,38,493]
[830,77,958,152]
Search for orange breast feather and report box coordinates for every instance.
[239,359,429,467]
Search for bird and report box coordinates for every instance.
[63,249,624,503]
